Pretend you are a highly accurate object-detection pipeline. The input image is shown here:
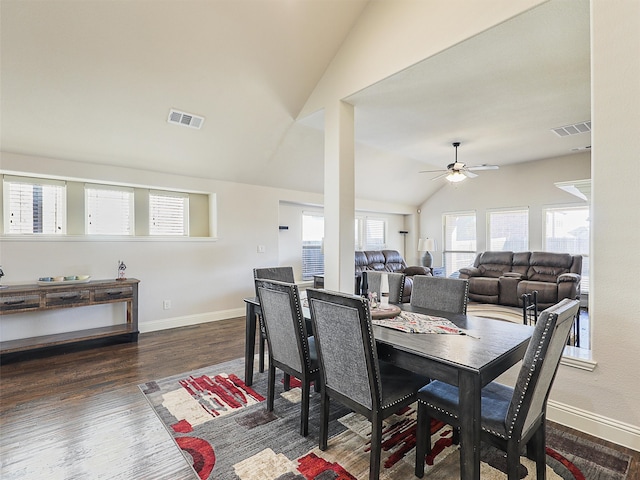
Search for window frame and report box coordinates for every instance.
[85,184,135,236]
[486,207,529,252]
[355,216,387,250]
[442,211,477,276]
[2,175,67,235]
[149,190,189,236]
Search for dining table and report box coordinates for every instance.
[243,296,534,480]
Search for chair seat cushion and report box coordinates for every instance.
[417,380,514,439]
[378,360,430,410]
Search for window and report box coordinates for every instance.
[488,208,529,251]
[355,217,386,250]
[86,185,134,235]
[443,212,476,276]
[544,206,590,293]
[3,176,66,234]
[149,191,189,235]
[302,213,324,280]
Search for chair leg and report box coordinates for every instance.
[300,380,310,437]
[283,373,291,391]
[319,391,329,451]
[528,422,547,479]
[452,426,460,445]
[267,363,275,412]
[370,414,382,480]
[415,401,430,478]
[506,440,521,480]
[258,334,265,373]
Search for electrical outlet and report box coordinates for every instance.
[163,300,171,310]
[257,245,266,253]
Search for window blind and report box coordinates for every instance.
[149,191,188,235]
[4,176,66,234]
[488,208,529,251]
[86,185,133,235]
[443,212,476,276]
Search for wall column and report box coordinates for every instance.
[323,100,355,293]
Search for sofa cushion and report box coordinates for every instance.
[477,251,513,278]
[383,249,408,272]
[511,252,531,277]
[364,250,386,271]
[355,251,369,275]
[526,252,573,282]
[469,277,500,296]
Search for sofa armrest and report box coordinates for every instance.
[403,265,431,276]
[558,273,581,284]
[458,266,480,278]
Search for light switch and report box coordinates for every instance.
[257,245,266,253]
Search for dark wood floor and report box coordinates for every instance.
[1,317,638,479]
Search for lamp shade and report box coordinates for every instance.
[418,238,436,252]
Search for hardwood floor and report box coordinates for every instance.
[1,317,638,479]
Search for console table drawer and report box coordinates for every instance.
[94,285,133,302]
[0,294,41,313]
[45,290,90,307]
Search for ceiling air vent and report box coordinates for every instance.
[551,121,591,137]
[168,109,205,130]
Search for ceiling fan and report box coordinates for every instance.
[420,142,499,183]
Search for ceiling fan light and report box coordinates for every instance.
[446,171,466,183]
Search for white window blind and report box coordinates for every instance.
[302,213,324,280]
[443,212,476,276]
[488,208,529,251]
[355,217,387,250]
[3,176,66,234]
[86,185,134,235]
[544,206,590,293]
[150,191,188,235]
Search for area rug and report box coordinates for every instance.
[139,357,631,480]
[467,302,523,323]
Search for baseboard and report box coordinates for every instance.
[548,399,640,452]
[139,307,245,333]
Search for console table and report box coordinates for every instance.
[0,278,139,356]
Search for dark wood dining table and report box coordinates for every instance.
[243,296,534,480]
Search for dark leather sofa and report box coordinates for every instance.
[458,251,582,309]
[355,250,431,303]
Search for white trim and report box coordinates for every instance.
[0,234,218,242]
[547,399,640,452]
[139,307,245,333]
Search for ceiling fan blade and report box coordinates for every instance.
[462,170,478,178]
[467,164,499,171]
[419,169,448,174]
[431,172,449,181]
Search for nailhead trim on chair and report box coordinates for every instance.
[505,313,554,438]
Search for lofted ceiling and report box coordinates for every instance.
[1,0,590,207]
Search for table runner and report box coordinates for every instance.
[372,311,468,335]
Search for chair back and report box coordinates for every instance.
[506,298,580,438]
[365,271,405,304]
[306,288,381,411]
[253,266,295,292]
[255,279,312,373]
[410,275,469,314]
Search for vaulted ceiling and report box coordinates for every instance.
[1,0,590,206]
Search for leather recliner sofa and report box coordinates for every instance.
[355,250,431,303]
[458,251,582,309]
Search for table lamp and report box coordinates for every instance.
[380,273,390,305]
[418,238,436,268]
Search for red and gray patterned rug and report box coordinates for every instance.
[139,357,631,480]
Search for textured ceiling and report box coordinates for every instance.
[1,0,590,206]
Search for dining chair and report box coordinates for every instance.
[414,298,580,479]
[410,275,469,314]
[254,278,319,437]
[364,271,405,304]
[253,266,295,373]
[306,288,430,480]
[522,290,539,325]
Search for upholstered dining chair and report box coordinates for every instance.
[306,288,430,480]
[410,275,469,314]
[365,271,406,304]
[414,298,580,479]
[254,279,320,437]
[253,266,295,373]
